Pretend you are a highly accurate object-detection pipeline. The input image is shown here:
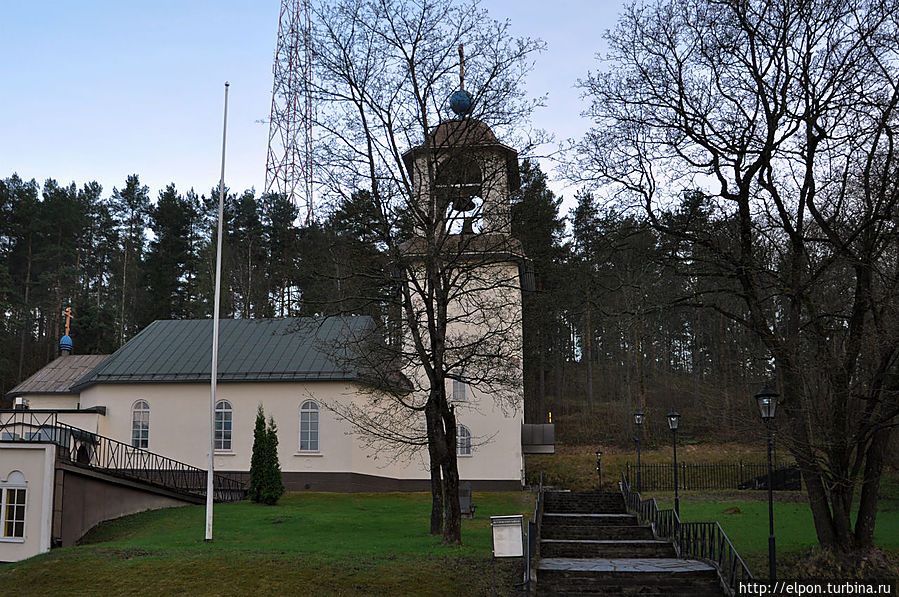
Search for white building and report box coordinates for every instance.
[0,116,537,562]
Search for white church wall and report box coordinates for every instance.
[0,443,55,563]
[75,380,521,484]
[15,394,78,410]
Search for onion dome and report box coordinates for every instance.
[59,334,73,353]
[449,89,474,116]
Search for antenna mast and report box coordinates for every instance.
[265,0,314,223]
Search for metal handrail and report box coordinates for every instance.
[619,472,752,596]
[520,472,543,596]
[1,410,245,502]
[625,461,798,491]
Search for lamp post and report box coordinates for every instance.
[667,410,680,517]
[633,411,644,492]
[595,449,603,491]
[755,386,779,581]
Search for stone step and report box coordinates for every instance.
[537,558,724,596]
[537,585,724,596]
[540,539,677,559]
[544,503,627,514]
[544,491,626,512]
[538,587,724,597]
[543,513,638,527]
[541,524,654,541]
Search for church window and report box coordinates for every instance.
[1,471,26,540]
[456,425,472,456]
[299,400,319,452]
[131,400,150,449]
[215,400,233,451]
[452,380,467,402]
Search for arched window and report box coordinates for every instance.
[299,400,319,452]
[1,470,27,540]
[435,155,482,212]
[215,400,233,451]
[456,425,472,456]
[131,400,150,449]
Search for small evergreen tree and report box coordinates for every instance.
[260,416,285,505]
[248,405,284,505]
[247,405,267,503]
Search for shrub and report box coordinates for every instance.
[248,405,284,505]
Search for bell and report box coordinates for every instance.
[452,191,476,212]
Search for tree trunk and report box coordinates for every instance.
[440,405,462,545]
[426,400,444,535]
[855,427,890,548]
[538,327,546,422]
[17,233,33,382]
[585,303,593,410]
[553,322,563,416]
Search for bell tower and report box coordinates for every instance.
[402,47,520,236]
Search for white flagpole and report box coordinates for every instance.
[207,81,230,542]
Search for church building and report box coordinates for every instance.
[1,113,537,562]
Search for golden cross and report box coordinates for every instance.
[459,44,465,91]
[63,307,73,336]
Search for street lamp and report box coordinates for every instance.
[667,410,681,517]
[755,385,779,581]
[633,411,644,492]
[595,449,603,491]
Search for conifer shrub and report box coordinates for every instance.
[248,405,284,504]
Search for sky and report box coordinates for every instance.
[1,1,625,212]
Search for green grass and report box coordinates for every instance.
[653,490,899,578]
[526,442,771,490]
[1,492,534,596]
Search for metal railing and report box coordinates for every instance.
[519,472,543,596]
[626,461,777,491]
[620,472,752,596]
[1,410,245,502]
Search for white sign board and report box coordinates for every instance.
[490,515,524,558]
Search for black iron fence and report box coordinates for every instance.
[0,410,245,502]
[518,472,543,596]
[626,461,798,491]
[620,472,752,596]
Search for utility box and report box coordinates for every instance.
[490,515,524,558]
[521,423,554,454]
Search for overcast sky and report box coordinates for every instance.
[1,0,625,211]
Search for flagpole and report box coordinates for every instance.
[207,81,229,542]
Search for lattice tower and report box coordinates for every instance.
[265,0,314,223]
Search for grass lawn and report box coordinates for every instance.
[526,442,771,490]
[651,486,899,579]
[0,491,535,596]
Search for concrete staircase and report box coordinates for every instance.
[536,491,725,596]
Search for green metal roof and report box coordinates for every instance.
[71,317,372,390]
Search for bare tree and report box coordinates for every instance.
[308,0,543,544]
[574,0,899,553]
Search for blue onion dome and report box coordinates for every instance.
[449,90,474,116]
[59,335,73,352]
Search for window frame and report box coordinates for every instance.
[214,400,233,452]
[1,471,27,542]
[452,379,467,402]
[131,400,150,449]
[299,400,320,453]
[456,424,472,457]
